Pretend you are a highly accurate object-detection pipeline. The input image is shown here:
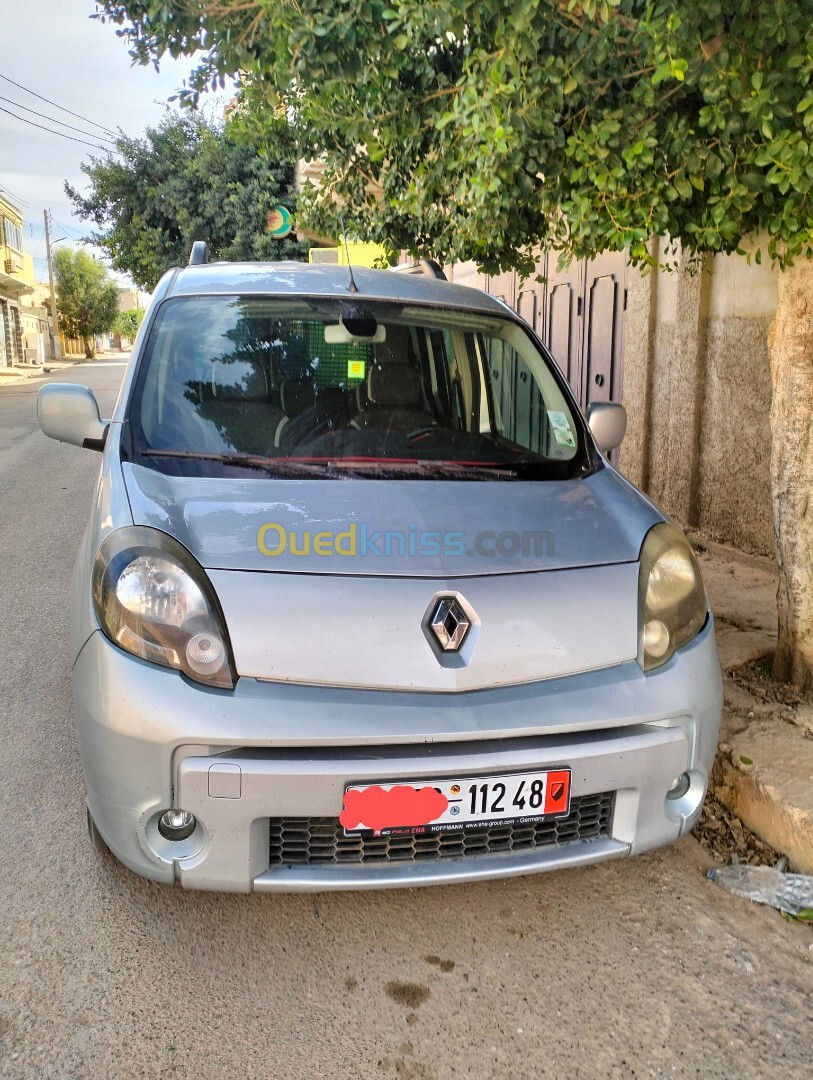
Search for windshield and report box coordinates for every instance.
[126,295,591,480]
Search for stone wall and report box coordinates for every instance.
[619,238,776,556]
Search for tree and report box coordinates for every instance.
[54,248,119,359]
[97,0,813,688]
[114,308,144,339]
[67,112,307,291]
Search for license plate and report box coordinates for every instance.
[340,768,571,837]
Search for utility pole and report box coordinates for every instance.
[43,209,60,359]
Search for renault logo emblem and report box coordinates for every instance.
[428,596,471,652]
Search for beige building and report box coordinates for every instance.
[20,280,52,365]
[0,192,36,366]
[117,285,140,311]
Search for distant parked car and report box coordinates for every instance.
[37,249,722,892]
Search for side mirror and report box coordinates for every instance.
[37,383,108,451]
[587,402,627,452]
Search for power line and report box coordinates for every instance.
[52,217,87,242]
[30,231,44,265]
[0,181,29,207]
[0,94,117,145]
[0,104,114,152]
[53,217,82,235]
[0,72,118,138]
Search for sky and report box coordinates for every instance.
[0,0,211,290]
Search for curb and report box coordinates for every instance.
[689,532,813,875]
[714,659,813,875]
[712,728,813,874]
[0,360,80,388]
[686,527,775,574]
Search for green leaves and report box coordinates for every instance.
[114,308,144,338]
[67,112,307,289]
[53,248,119,342]
[95,0,813,271]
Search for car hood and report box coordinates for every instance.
[121,462,662,576]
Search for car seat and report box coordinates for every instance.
[351,336,436,432]
[205,357,286,455]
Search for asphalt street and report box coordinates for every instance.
[1,359,811,1079]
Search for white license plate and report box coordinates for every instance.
[340,768,571,837]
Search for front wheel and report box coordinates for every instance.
[86,807,109,854]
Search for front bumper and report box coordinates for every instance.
[72,619,722,892]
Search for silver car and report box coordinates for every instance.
[38,254,722,893]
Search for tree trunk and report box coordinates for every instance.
[768,260,813,691]
[83,338,94,359]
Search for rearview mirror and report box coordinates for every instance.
[586,402,627,452]
[37,383,108,451]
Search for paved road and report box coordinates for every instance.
[1,361,811,1080]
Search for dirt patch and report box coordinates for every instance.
[377,1056,435,1079]
[729,656,811,708]
[385,982,431,1009]
[693,788,782,867]
[423,956,455,973]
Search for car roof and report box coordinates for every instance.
[166,261,510,316]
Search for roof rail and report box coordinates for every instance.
[419,258,447,281]
[389,257,448,280]
[188,241,208,266]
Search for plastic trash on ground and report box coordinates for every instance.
[708,865,813,916]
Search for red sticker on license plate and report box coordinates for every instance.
[543,770,571,815]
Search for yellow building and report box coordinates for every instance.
[0,192,50,366]
[308,241,388,268]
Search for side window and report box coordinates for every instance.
[416,328,456,426]
[480,336,550,456]
[438,330,482,433]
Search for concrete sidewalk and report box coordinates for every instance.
[0,358,78,386]
[694,534,813,873]
[0,352,130,388]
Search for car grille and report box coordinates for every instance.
[268,791,615,866]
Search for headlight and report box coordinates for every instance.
[92,526,235,689]
[637,523,707,672]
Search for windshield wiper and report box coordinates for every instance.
[323,459,519,480]
[139,449,340,478]
[139,450,519,480]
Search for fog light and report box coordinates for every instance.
[666,772,691,801]
[643,618,670,659]
[158,809,196,840]
[185,632,225,675]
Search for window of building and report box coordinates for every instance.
[3,218,24,254]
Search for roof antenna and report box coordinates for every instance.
[339,215,359,294]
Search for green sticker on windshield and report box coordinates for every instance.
[347,359,366,380]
